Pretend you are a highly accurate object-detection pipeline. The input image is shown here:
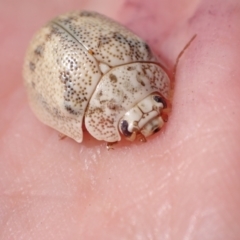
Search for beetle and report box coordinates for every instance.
[23,11,171,148]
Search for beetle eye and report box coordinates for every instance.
[120,120,132,137]
[153,95,167,108]
[121,120,132,137]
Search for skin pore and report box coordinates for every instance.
[0,0,240,239]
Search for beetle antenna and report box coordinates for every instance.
[173,34,197,80]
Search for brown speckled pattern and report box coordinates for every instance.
[85,63,169,141]
[53,11,156,66]
[24,20,101,142]
[23,11,170,143]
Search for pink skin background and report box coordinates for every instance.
[0,0,240,239]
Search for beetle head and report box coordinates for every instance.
[119,93,168,142]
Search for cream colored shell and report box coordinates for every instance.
[23,11,170,143]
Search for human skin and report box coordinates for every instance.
[0,0,240,239]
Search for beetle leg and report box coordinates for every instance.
[137,133,147,143]
[58,133,67,140]
[106,141,118,150]
[128,131,137,142]
[161,112,169,122]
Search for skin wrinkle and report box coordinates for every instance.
[182,209,199,240]
[122,0,200,45]
[0,88,25,136]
